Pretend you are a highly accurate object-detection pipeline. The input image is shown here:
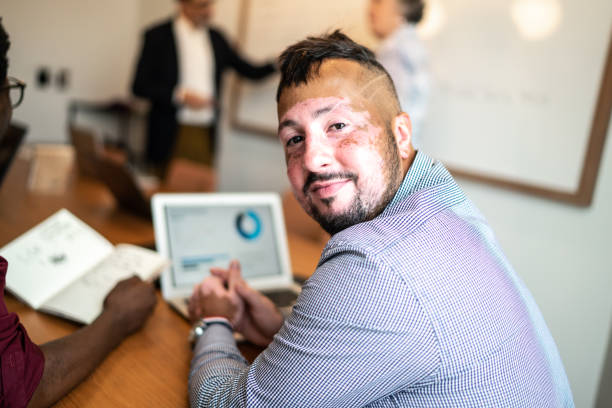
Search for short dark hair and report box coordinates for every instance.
[401,0,425,24]
[0,19,9,82]
[276,30,397,103]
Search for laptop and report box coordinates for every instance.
[70,125,153,218]
[94,155,152,219]
[151,193,300,319]
[0,123,27,187]
[70,126,99,178]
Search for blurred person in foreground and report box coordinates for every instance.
[187,31,574,407]
[369,0,430,148]
[0,20,157,407]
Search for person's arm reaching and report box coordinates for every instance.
[27,276,157,408]
[211,30,276,81]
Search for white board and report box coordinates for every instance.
[419,0,612,194]
[230,0,612,204]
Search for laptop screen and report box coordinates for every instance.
[164,204,282,288]
[152,193,293,297]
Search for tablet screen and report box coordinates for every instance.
[164,204,282,288]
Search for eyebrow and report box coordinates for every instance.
[278,119,298,133]
[278,102,347,133]
[314,106,333,118]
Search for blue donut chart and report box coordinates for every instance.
[235,210,262,240]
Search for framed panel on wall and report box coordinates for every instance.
[229,0,612,206]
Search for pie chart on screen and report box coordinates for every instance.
[235,210,262,240]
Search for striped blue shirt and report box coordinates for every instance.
[189,151,574,407]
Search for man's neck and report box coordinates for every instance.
[178,12,205,30]
[401,148,417,178]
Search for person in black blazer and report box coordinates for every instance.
[132,0,275,170]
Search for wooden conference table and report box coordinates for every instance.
[0,157,323,407]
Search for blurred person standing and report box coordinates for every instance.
[132,0,275,173]
[369,0,430,148]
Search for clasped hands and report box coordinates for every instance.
[188,260,283,346]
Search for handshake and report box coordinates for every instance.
[188,260,284,346]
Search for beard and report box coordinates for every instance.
[308,193,368,235]
[301,133,403,235]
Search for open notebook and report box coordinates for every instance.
[1,209,167,324]
[151,193,301,319]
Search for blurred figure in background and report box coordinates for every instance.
[132,0,275,174]
[369,0,430,148]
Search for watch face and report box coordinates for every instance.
[189,320,207,345]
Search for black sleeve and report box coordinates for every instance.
[212,29,276,80]
[131,30,176,106]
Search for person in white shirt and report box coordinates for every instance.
[369,0,430,148]
[132,0,275,172]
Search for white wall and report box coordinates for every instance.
[3,0,142,143]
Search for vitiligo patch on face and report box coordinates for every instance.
[278,95,384,159]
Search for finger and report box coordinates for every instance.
[210,267,230,281]
[201,275,225,292]
[227,260,242,293]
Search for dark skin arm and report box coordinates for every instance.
[27,276,157,408]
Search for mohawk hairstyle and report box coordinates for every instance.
[0,19,9,82]
[276,30,395,102]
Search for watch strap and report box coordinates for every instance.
[189,317,233,346]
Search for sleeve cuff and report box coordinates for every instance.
[193,321,235,355]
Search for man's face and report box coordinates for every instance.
[277,59,403,234]
[369,0,403,39]
[181,0,215,27]
[0,78,11,142]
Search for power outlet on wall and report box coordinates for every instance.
[56,68,70,91]
[36,67,51,89]
[35,67,71,91]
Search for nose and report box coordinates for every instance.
[303,133,333,172]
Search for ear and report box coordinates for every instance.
[391,112,413,159]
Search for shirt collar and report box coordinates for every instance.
[383,150,463,214]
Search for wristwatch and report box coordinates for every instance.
[188,317,233,346]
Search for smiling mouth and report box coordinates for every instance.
[311,179,350,195]
[306,170,355,188]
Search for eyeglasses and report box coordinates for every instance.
[1,77,27,108]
